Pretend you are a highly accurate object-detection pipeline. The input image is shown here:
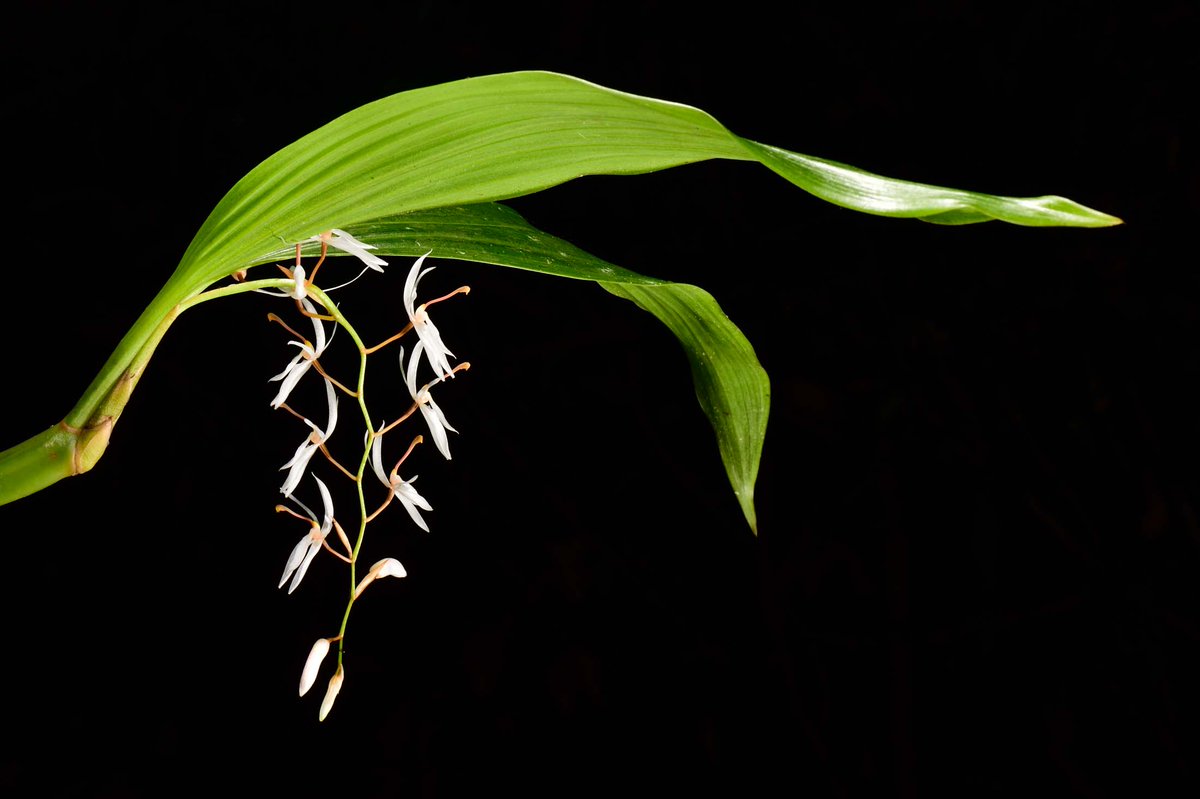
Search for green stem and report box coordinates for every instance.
[299,287,375,671]
[0,276,296,506]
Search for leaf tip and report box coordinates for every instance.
[738,490,758,536]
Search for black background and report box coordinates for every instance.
[1,1,1195,796]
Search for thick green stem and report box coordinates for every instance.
[0,294,182,505]
[0,277,292,506]
[0,425,79,505]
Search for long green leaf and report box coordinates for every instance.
[601,282,767,532]
[4,70,1119,511]
[329,203,766,531]
[66,70,1119,431]
[175,71,1119,295]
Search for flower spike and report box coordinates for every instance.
[261,239,470,719]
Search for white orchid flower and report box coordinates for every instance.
[401,342,458,460]
[307,228,387,272]
[403,253,457,379]
[369,428,432,532]
[269,298,333,409]
[279,475,336,594]
[279,378,339,498]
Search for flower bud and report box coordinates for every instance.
[353,557,408,600]
[318,664,344,722]
[299,638,331,697]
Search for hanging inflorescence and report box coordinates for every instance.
[257,230,470,720]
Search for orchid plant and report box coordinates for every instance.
[0,71,1119,719]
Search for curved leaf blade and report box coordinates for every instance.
[339,203,767,532]
[601,281,767,533]
[174,71,1119,296]
[258,203,665,284]
[741,141,1122,227]
[44,70,1118,505]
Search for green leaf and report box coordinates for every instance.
[173,71,1120,296]
[6,70,1118,511]
[601,282,767,533]
[340,203,767,532]
[266,203,664,284]
[740,141,1123,227]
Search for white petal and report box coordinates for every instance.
[319,378,339,441]
[425,393,458,434]
[369,429,389,486]
[328,229,374,250]
[280,428,318,470]
[415,316,456,379]
[279,441,318,497]
[402,254,431,318]
[301,299,329,354]
[401,475,432,511]
[299,638,330,697]
[279,534,313,589]
[288,539,322,594]
[404,342,455,460]
[269,351,305,383]
[352,557,408,600]
[402,343,420,398]
[418,402,453,461]
[373,557,407,580]
[314,475,335,533]
[290,265,308,299]
[394,479,432,532]
[326,229,388,271]
[269,344,316,409]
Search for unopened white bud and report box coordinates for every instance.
[318,664,344,722]
[353,557,408,600]
[299,638,331,697]
[290,265,308,299]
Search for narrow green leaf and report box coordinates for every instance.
[173,71,1120,297]
[740,141,1123,227]
[601,282,767,534]
[258,203,664,284]
[13,70,1117,509]
[335,203,767,531]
